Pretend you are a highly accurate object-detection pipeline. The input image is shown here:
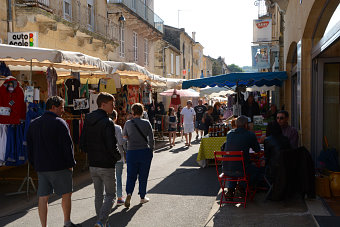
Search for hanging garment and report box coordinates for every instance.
[80,80,89,98]
[99,79,117,94]
[24,103,43,145]
[0,124,8,165]
[46,67,58,97]
[89,93,99,113]
[171,94,181,106]
[0,77,26,124]
[65,78,80,106]
[34,88,40,101]
[0,62,11,77]
[5,125,16,165]
[16,124,26,165]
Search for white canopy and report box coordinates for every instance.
[0,44,111,73]
[104,61,152,78]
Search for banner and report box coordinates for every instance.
[251,45,270,69]
[253,19,272,42]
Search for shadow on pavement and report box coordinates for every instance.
[0,171,93,226]
[211,192,315,227]
[180,153,199,167]
[108,204,142,227]
[148,155,219,197]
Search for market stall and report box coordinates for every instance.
[0,44,113,197]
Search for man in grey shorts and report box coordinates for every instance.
[27,96,80,227]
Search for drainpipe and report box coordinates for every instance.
[162,45,169,77]
[7,0,13,32]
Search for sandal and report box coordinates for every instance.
[185,143,189,146]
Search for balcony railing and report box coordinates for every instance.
[16,0,119,43]
[108,0,164,33]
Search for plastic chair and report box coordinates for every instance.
[214,151,250,208]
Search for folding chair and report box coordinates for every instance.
[214,151,250,208]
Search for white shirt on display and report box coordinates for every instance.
[181,106,196,124]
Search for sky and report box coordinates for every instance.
[154,0,259,67]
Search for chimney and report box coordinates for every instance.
[192,32,196,41]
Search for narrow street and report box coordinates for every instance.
[0,139,220,227]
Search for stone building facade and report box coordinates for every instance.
[154,39,181,78]
[274,0,340,160]
[1,0,163,74]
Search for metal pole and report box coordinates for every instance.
[29,59,33,86]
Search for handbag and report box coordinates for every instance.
[131,119,148,143]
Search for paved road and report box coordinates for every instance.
[0,139,220,227]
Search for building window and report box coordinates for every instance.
[170,53,174,74]
[119,26,125,58]
[144,39,148,66]
[176,55,180,76]
[133,32,138,62]
[63,0,72,21]
[87,0,94,30]
[182,43,185,69]
[132,0,136,11]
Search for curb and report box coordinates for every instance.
[204,189,222,227]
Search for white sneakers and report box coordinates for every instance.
[140,197,150,204]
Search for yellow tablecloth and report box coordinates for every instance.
[197,137,226,167]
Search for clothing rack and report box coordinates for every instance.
[5,163,36,199]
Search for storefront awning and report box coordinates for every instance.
[182,71,288,89]
[120,76,140,85]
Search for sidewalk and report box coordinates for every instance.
[204,189,332,227]
[0,141,167,220]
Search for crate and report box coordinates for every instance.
[315,175,331,198]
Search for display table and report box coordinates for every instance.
[197,137,226,167]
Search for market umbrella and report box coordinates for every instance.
[160,88,199,97]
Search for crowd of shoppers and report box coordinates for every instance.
[27,94,155,227]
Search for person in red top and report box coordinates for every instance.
[0,77,26,124]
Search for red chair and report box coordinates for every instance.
[214,151,250,208]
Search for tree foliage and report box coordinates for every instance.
[228,64,243,72]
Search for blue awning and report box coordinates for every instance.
[182,71,288,89]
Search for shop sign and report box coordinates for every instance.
[8,32,38,47]
[253,19,272,42]
[251,45,270,69]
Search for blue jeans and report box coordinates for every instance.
[126,148,153,199]
[115,161,124,198]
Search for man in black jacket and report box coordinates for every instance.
[27,96,79,227]
[80,92,120,227]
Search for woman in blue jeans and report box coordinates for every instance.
[111,110,127,205]
[122,103,154,208]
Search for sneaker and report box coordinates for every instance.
[125,194,131,208]
[117,198,125,205]
[140,197,150,204]
[94,221,104,227]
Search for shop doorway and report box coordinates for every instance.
[313,58,340,160]
[291,74,298,129]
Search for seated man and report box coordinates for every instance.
[223,115,261,198]
[276,110,298,149]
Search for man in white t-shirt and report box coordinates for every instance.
[181,100,196,146]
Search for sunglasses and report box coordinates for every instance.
[277,117,285,120]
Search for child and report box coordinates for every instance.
[168,107,177,148]
[111,110,127,205]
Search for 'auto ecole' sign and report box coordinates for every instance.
[8,32,38,47]
[253,19,272,42]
